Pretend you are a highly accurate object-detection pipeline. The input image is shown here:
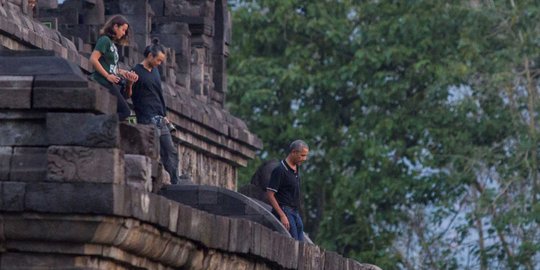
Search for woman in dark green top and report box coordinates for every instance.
[89,15,138,121]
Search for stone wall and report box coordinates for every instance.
[0,0,262,190]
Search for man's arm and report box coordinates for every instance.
[266,190,290,230]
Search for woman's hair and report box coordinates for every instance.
[99,15,130,45]
[144,38,166,58]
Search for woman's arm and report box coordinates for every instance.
[90,50,120,84]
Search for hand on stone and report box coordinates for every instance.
[280,215,290,230]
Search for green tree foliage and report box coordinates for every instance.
[227,0,540,269]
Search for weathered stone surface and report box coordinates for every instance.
[0,252,79,270]
[24,182,125,215]
[186,207,202,243]
[274,233,298,269]
[10,147,47,181]
[46,113,120,148]
[167,200,179,232]
[0,76,32,109]
[0,181,26,211]
[120,123,159,159]
[176,203,193,238]
[324,251,344,270]
[129,187,159,223]
[229,218,252,254]
[258,226,273,260]
[0,50,82,76]
[0,119,47,146]
[213,215,231,250]
[197,210,215,247]
[0,147,12,180]
[298,242,325,270]
[124,154,152,192]
[47,146,124,184]
[156,195,172,230]
[33,85,116,115]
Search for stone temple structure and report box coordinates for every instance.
[0,0,381,269]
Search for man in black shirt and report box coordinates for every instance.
[131,39,180,184]
[266,140,309,241]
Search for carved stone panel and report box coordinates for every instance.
[47,146,125,184]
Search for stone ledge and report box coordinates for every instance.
[0,182,377,269]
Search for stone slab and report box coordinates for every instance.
[0,88,31,109]
[0,147,12,180]
[124,154,152,192]
[212,215,230,251]
[0,53,84,77]
[167,201,179,233]
[0,181,26,211]
[324,251,344,270]
[197,210,214,248]
[47,146,124,184]
[231,218,252,254]
[0,76,33,109]
[10,147,47,181]
[33,86,116,115]
[46,113,120,148]
[298,243,325,270]
[24,182,125,215]
[120,123,159,159]
[0,119,47,146]
[176,203,193,239]
[156,195,171,230]
[129,187,156,223]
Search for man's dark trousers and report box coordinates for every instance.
[273,206,304,241]
[154,119,180,184]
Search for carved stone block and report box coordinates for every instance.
[298,243,325,270]
[0,147,12,180]
[324,251,344,270]
[212,215,230,250]
[124,154,152,192]
[0,76,32,109]
[0,119,47,146]
[46,113,120,148]
[47,146,124,184]
[24,182,125,215]
[119,123,159,159]
[259,226,274,259]
[176,203,193,238]
[33,85,116,115]
[10,147,47,181]
[0,181,26,211]
[163,0,190,16]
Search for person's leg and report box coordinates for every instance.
[103,81,131,121]
[159,125,180,184]
[283,207,299,240]
[293,210,304,241]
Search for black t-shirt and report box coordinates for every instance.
[267,160,300,209]
[131,64,167,124]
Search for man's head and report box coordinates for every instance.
[287,140,309,166]
[144,38,166,68]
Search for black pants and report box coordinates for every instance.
[158,124,180,184]
[101,81,131,121]
[138,116,180,184]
